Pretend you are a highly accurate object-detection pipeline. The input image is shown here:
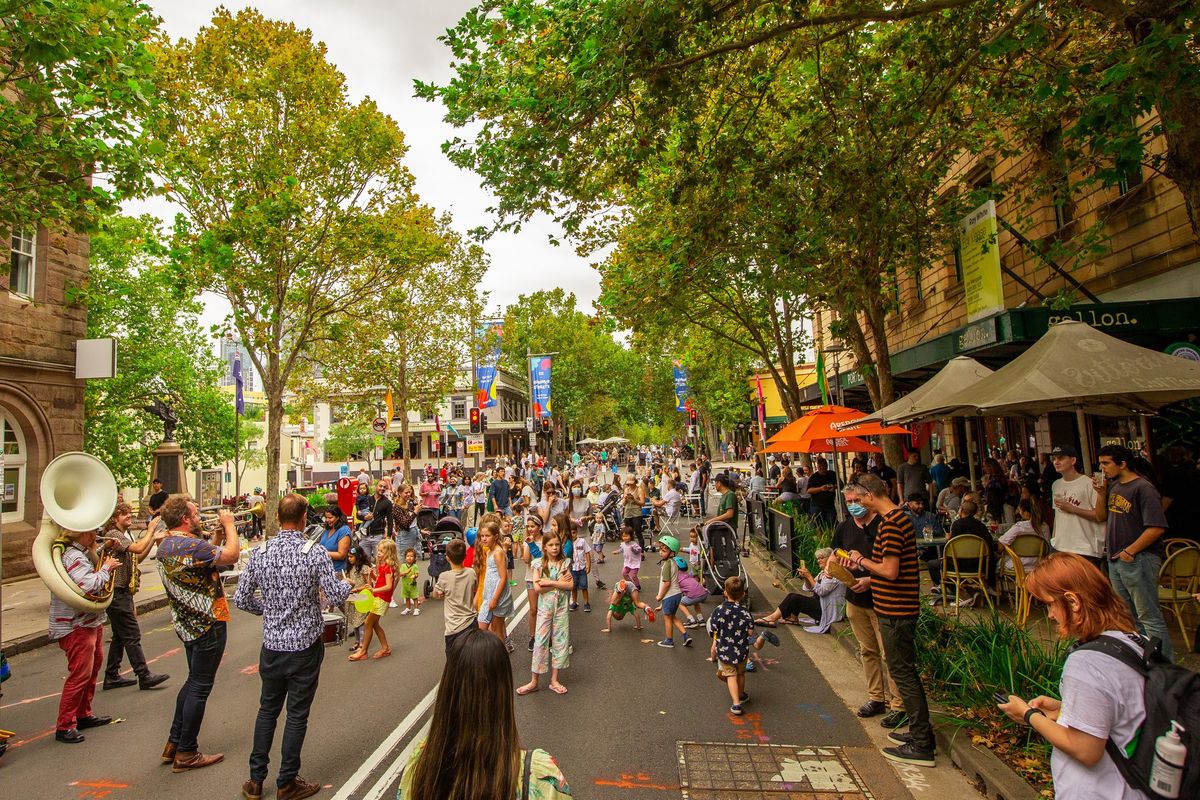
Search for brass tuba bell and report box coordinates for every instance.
[32,452,119,612]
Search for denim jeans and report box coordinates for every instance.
[1109,553,1175,661]
[170,622,227,752]
[250,638,324,787]
[878,614,934,751]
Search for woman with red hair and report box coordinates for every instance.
[998,553,1150,799]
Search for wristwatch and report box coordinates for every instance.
[1023,708,1045,726]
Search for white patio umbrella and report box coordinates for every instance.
[859,356,994,425]
[600,436,629,444]
[575,437,600,445]
[920,319,1200,469]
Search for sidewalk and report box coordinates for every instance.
[746,550,1039,800]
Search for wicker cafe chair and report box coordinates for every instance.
[1157,546,1200,652]
[1164,538,1199,558]
[998,545,1033,624]
[940,534,995,615]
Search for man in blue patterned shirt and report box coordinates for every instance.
[234,493,350,800]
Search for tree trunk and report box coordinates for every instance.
[399,380,411,482]
[263,372,283,538]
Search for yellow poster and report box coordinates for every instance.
[959,200,1004,322]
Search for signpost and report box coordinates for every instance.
[371,417,387,434]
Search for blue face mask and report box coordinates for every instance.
[846,502,868,519]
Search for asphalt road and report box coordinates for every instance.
[1,552,934,800]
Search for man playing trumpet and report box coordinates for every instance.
[49,527,120,744]
[101,502,170,691]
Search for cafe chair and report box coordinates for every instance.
[1157,546,1200,652]
[1164,538,1199,558]
[998,545,1029,622]
[1009,533,1050,566]
[941,534,995,615]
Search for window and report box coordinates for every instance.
[9,228,34,296]
[451,398,466,420]
[2,413,26,521]
[1118,163,1144,195]
[1040,127,1074,229]
[914,268,925,301]
[952,243,964,283]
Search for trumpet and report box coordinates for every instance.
[199,503,264,528]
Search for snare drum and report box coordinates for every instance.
[321,612,345,646]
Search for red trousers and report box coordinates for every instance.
[57,625,102,730]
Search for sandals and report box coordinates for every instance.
[373,648,392,660]
[753,618,778,628]
[549,683,568,695]
[516,683,539,696]
[348,650,368,661]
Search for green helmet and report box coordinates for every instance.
[657,535,680,554]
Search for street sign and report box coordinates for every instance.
[525,416,534,432]
[467,436,484,454]
[338,464,349,477]
[371,417,387,433]
[528,432,536,447]
[374,446,383,461]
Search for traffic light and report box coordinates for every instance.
[469,407,481,434]
[540,416,551,433]
[688,407,698,424]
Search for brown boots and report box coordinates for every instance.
[171,749,225,772]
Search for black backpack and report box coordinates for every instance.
[1072,634,1200,800]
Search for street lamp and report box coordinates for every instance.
[821,341,848,408]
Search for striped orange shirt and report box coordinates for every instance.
[870,509,920,617]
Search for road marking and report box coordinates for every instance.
[240,663,259,675]
[0,646,181,710]
[337,591,532,800]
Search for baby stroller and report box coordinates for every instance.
[415,508,440,558]
[424,515,463,598]
[594,490,621,542]
[701,519,749,610]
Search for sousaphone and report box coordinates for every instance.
[32,452,119,612]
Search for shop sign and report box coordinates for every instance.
[956,318,998,352]
[959,200,1005,322]
[1046,308,1140,329]
[1166,342,1200,361]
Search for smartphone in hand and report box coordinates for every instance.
[993,691,1009,705]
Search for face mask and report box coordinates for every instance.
[846,502,868,519]
[572,487,582,497]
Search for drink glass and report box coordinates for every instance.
[922,525,933,542]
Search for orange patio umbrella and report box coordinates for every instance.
[760,436,882,454]
[767,404,908,446]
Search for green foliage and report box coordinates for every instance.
[75,213,236,488]
[0,1,159,229]
[778,505,832,572]
[323,422,376,464]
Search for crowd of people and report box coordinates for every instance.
[41,437,1200,800]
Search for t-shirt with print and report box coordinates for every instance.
[1105,477,1168,558]
[659,558,682,598]
[1052,632,1149,800]
[706,600,754,665]
[157,534,230,642]
[620,541,642,571]
[435,567,478,635]
[869,509,920,618]
[1051,475,1105,557]
[571,536,589,571]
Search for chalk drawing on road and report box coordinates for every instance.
[891,762,931,792]
[678,742,875,799]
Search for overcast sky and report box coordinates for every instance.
[136,0,601,341]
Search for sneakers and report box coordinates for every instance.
[657,639,675,648]
[583,603,591,612]
[745,660,757,672]
[684,618,703,629]
[759,631,780,647]
[504,637,515,654]
[400,608,411,616]
[730,704,744,716]
[887,730,913,746]
[413,608,421,616]
[880,710,909,729]
[569,603,579,612]
[739,692,749,703]
[528,636,535,652]
[682,636,694,647]
[389,600,398,608]
[857,700,887,718]
[694,613,704,624]
[954,595,977,608]
[881,741,935,768]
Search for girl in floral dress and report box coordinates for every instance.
[517,530,572,695]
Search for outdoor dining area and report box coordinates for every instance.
[751,319,1200,655]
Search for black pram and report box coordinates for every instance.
[424,515,463,598]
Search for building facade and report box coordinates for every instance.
[1,226,89,576]
[810,116,1200,465]
[218,333,255,391]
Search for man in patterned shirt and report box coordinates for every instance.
[234,494,349,800]
[156,496,240,773]
[48,526,121,744]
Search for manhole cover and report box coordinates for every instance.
[678,742,874,799]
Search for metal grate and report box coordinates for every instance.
[678,742,874,799]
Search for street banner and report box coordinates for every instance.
[233,350,244,415]
[815,351,830,405]
[530,356,552,417]
[959,200,1005,322]
[673,361,689,411]
[475,320,504,408]
[385,388,394,422]
[755,374,768,446]
[467,436,484,454]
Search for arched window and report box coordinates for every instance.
[2,411,27,522]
